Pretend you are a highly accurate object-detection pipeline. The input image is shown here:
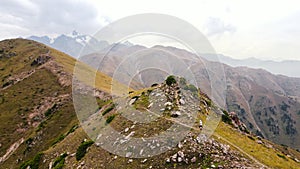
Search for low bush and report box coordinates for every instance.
[106,115,116,124]
[52,153,67,169]
[166,75,176,86]
[20,152,43,169]
[76,141,94,161]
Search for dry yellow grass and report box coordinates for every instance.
[215,122,300,169]
[50,48,129,95]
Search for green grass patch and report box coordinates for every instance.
[133,92,149,110]
[66,124,78,135]
[106,115,116,124]
[277,153,287,160]
[52,152,67,169]
[76,140,94,161]
[20,152,43,169]
[52,134,66,146]
[45,103,57,117]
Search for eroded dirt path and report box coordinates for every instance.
[0,138,24,163]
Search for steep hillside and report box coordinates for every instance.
[0,38,112,168]
[0,39,299,169]
[82,44,300,150]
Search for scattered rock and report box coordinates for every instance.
[31,55,51,66]
[164,102,172,106]
[178,151,184,158]
[141,159,147,163]
[179,99,185,105]
[191,156,196,163]
[171,111,181,117]
[148,102,153,108]
[129,98,136,105]
[124,127,129,132]
[178,142,183,148]
[171,153,177,162]
[256,140,263,144]
[125,152,132,157]
[199,119,203,128]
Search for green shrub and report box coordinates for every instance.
[277,153,287,160]
[45,103,57,117]
[76,141,94,161]
[151,83,158,87]
[20,152,43,169]
[53,153,67,169]
[221,110,232,124]
[179,77,187,85]
[106,115,116,124]
[102,104,115,116]
[222,114,232,124]
[36,121,46,132]
[131,96,139,100]
[247,135,255,141]
[51,134,65,146]
[66,125,78,135]
[183,84,198,93]
[166,75,176,86]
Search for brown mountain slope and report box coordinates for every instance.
[80,44,300,150]
[0,39,299,169]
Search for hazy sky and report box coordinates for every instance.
[1,0,300,61]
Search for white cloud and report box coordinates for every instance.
[0,0,109,39]
[203,17,236,37]
[0,0,300,60]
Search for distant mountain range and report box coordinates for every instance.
[27,31,300,78]
[27,31,109,57]
[202,54,300,78]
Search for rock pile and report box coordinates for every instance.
[229,112,248,132]
[164,132,262,168]
[31,54,51,66]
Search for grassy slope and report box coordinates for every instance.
[0,38,128,168]
[50,46,128,95]
[215,123,300,169]
[0,39,79,168]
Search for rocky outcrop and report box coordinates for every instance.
[31,54,51,66]
[165,133,261,168]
